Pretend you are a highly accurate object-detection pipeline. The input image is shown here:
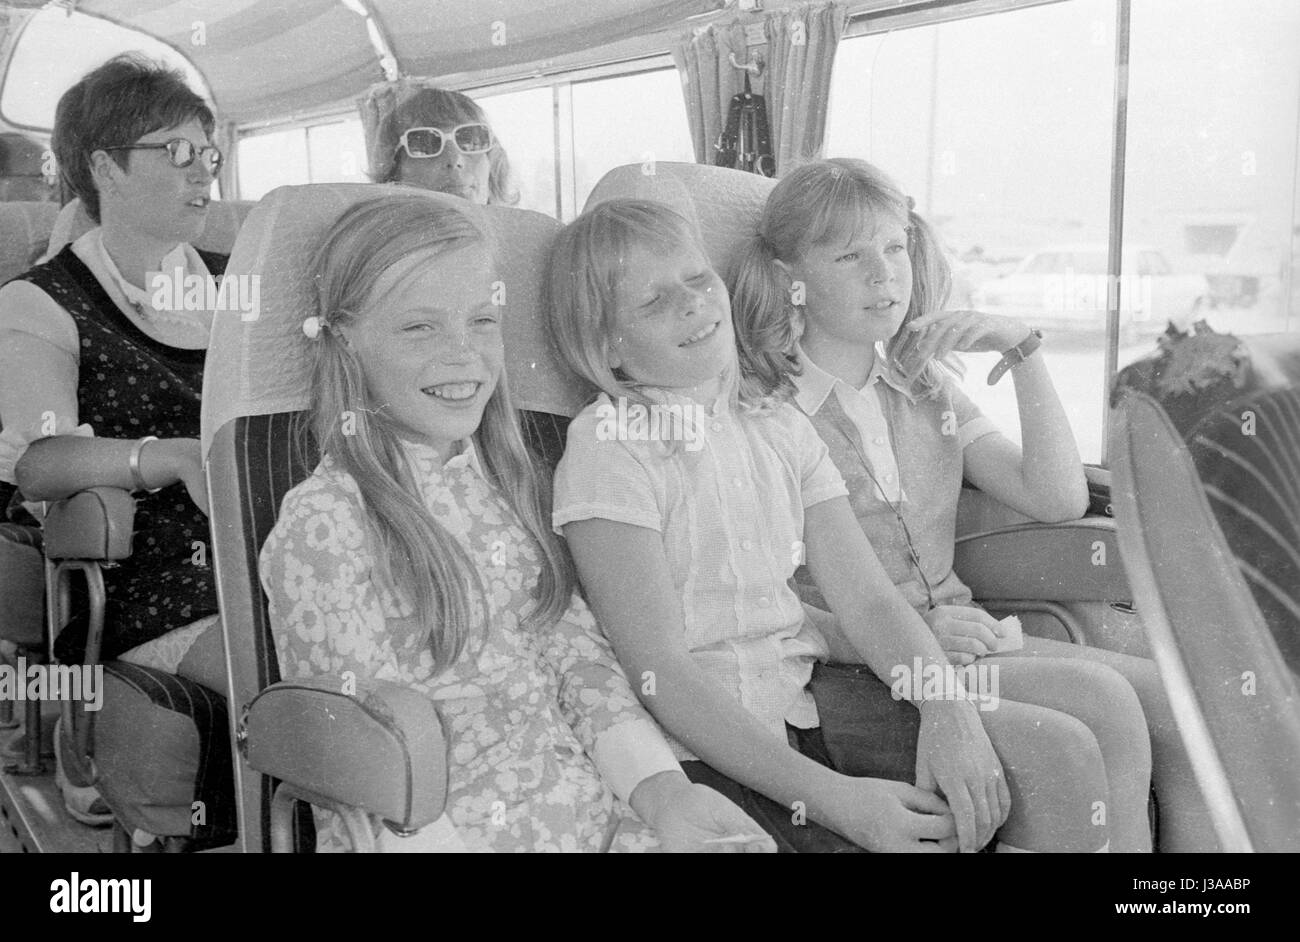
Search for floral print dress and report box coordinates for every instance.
[259,440,664,853]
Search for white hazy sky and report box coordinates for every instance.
[826,0,1300,266]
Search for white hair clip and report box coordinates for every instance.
[302,315,326,339]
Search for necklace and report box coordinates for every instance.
[822,401,937,612]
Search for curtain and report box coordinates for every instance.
[672,1,847,176]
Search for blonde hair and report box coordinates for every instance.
[729,158,955,400]
[306,194,572,669]
[544,198,757,418]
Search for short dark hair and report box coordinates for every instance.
[52,53,215,223]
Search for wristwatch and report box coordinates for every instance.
[987,329,1043,385]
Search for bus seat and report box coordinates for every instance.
[0,521,43,751]
[0,133,57,204]
[0,200,60,285]
[41,196,256,263]
[587,161,1121,649]
[1110,386,1300,852]
[203,183,572,851]
[0,198,58,752]
[584,161,775,281]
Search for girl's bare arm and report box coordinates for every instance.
[563,517,841,810]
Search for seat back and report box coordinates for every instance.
[583,161,775,279]
[0,132,57,204]
[1109,387,1300,852]
[41,196,257,262]
[1187,386,1300,669]
[202,183,582,851]
[0,200,60,285]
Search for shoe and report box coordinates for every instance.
[53,717,114,827]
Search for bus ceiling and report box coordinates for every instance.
[0,0,991,131]
[0,0,769,129]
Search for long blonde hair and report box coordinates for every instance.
[306,194,572,669]
[729,158,955,400]
[544,198,758,417]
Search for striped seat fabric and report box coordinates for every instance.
[1188,387,1300,675]
[94,662,237,850]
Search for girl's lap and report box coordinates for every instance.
[989,635,1162,706]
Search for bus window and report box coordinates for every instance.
[475,87,558,217]
[572,67,695,215]
[828,0,1114,460]
[828,0,1300,464]
[1120,0,1300,358]
[237,119,368,201]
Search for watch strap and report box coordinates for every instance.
[987,329,1043,385]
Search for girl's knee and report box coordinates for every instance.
[1031,709,1109,794]
[1049,659,1150,744]
[989,704,1106,794]
[988,705,1109,850]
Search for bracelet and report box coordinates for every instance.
[987,329,1043,385]
[129,436,161,494]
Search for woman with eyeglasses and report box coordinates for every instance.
[361,80,518,206]
[0,54,226,828]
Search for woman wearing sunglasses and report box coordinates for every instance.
[0,54,226,829]
[361,80,518,206]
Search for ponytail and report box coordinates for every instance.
[729,233,802,401]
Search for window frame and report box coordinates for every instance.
[226,0,1297,466]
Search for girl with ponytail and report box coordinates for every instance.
[730,157,1212,852]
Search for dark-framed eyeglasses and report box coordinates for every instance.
[395,124,494,160]
[103,138,223,174]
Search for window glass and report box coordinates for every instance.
[306,119,370,185]
[571,68,695,216]
[1121,0,1300,363]
[828,0,1116,461]
[475,87,557,216]
[2,8,210,130]
[237,128,308,201]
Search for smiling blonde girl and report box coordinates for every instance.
[258,193,771,853]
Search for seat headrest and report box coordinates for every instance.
[201,183,584,458]
[0,134,57,202]
[43,197,256,261]
[0,201,60,285]
[583,162,776,279]
[0,133,46,176]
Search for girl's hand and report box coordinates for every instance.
[632,771,776,853]
[818,776,958,852]
[914,700,1011,853]
[923,605,1003,665]
[900,310,1032,377]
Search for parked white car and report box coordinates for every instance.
[971,244,1207,335]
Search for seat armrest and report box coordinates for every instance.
[42,487,135,561]
[954,517,1130,603]
[242,676,448,832]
